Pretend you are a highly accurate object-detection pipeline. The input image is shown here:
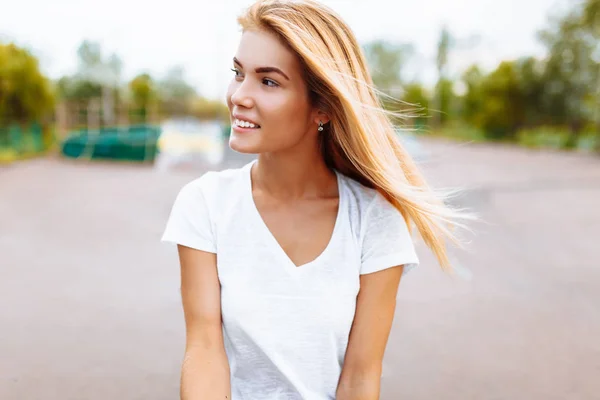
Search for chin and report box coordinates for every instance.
[228,133,261,154]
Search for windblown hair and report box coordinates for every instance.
[238,0,476,272]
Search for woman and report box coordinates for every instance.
[162,0,473,398]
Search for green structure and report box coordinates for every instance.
[61,124,160,162]
[0,123,53,163]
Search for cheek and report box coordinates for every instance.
[263,93,309,128]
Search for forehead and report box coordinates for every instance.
[235,29,302,77]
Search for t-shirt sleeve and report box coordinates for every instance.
[160,177,216,253]
[360,192,419,276]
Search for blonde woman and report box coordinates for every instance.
[162,0,472,398]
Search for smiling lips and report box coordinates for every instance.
[234,118,261,129]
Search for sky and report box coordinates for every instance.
[1,0,569,100]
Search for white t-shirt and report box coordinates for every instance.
[161,160,419,400]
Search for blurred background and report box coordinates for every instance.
[1,0,599,399]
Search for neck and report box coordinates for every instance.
[252,140,336,200]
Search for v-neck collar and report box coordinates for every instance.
[244,160,344,272]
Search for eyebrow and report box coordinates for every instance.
[233,57,290,81]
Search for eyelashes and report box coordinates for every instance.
[230,68,279,88]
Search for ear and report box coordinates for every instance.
[312,109,330,126]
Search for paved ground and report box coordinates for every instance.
[1,138,599,399]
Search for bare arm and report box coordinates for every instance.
[177,244,231,400]
[336,265,404,400]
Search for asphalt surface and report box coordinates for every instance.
[1,137,599,399]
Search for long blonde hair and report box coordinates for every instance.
[238,0,476,272]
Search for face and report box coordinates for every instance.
[226,29,324,154]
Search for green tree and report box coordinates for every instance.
[56,76,102,100]
[538,0,598,146]
[157,66,197,116]
[514,57,546,127]
[191,98,229,121]
[581,0,600,139]
[0,42,55,123]
[57,40,122,125]
[402,82,430,128]
[479,61,525,139]
[460,65,485,127]
[57,40,122,101]
[434,26,453,127]
[128,73,157,119]
[402,83,430,112]
[434,78,455,126]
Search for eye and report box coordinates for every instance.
[263,78,279,88]
[231,68,242,79]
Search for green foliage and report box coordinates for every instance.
[402,82,430,126]
[434,78,454,125]
[451,0,599,145]
[576,133,600,152]
[128,73,157,120]
[56,77,102,100]
[156,66,197,116]
[513,57,547,126]
[460,65,485,127]
[516,126,571,149]
[57,40,122,102]
[126,67,226,122]
[538,0,598,131]
[516,125,599,150]
[190,98,230,121]
[479,61,525,140]
[0,122,55,162]
[433,121,487,142]
[403,83,429,109]
[432,26,454,127]
[0,43,55,123]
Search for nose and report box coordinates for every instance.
[229,79,254,109]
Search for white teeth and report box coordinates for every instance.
[235,119,259,128]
